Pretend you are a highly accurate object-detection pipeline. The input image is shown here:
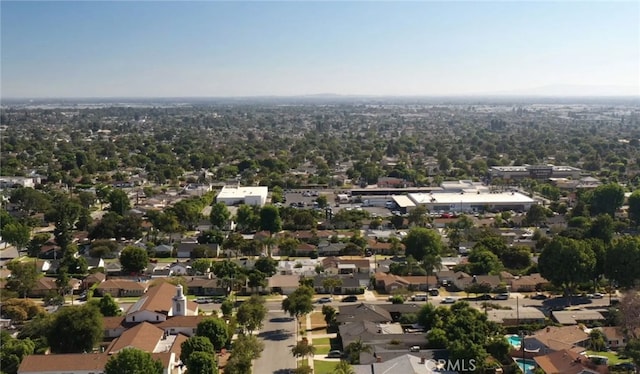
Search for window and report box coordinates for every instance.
[132,316,135,322]
[156,315,159,321]
[176,303,181,313]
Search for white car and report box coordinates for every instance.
[441,297,456,304]
[590,293,604,299]
[495,293,510,300]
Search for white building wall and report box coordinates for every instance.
[126,310,167,323]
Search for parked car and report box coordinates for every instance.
[327,350,343,358]
[531,293,548,300]
[590,293,604,299]
[341,295,358,302]
[317,297,333,304]
[409,346,420,352]
[495,293,510,300]
[441,297,456,304]
[428,288,440,296]
[411,294,428,301]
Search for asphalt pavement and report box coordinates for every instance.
[254,310,297,374]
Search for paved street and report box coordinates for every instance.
[254,310,297,374]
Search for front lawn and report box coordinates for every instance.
[586,351,632,365]
[313,360,338,374]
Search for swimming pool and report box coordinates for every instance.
[506,334,522,348]
[514,358,536,374]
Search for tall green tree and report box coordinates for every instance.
[605,236,640,288]
[259,205,282,234]
[332,360,355,374]
[196,317,230,351]
[344,339,372,365]
[6,261,40,298]
[538,237,596,294]
[402,227,443,262]
[107,188,131,215]
[628,190,640,226]
[0,330,35,374]
[180,336,215,364]
[282,285,314,334]
[47,304,103,353]
[45,195,82,252]
[119,246,149,274]
[104,348,163,374]
[1,222,30,252]
[98,294,122,316]
[236,295,267,334]
[185,351,218,374]
[587,183,625,217]
[210,202,231,230]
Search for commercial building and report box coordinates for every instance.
[408,191,535,213]
[489,165,582,181]
[215,185,268,206]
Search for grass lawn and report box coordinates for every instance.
[314,360,338,374]
[313,337,330,346]
[115,296,142,302]
[586,351,632,365]
[313,337,331,355]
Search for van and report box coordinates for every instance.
[411,294,428,301]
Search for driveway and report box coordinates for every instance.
[254,310,297,374]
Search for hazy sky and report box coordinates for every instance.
[1,1,639,98]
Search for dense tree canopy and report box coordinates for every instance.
[47,304,103,353]
[119,245,149,274]
[104,348,163,374]
[538,236,596,293]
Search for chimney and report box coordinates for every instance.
[420,357,426,364]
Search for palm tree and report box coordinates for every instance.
[345,339,372,364]
[332,360,355,374]
[423,253,442,301]
[291,339,316,367]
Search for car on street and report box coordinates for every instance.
[531,293,548,300]
[411,294,428,301]
[317,297,333,304]
[590,293,604,299]
[327,350,343,358]
[495,293,510,300]
[428,288,440,296]
[341,295,358,302]
[441,297,456,304]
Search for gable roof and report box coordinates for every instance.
[533,349,600,374]
[530,326,590,351]
[18,353,110,373]
[107,321,164,354]
[337,303,392,323]
[96,279,148,292]
[127,280,197,316]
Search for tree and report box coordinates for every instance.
[220,299,234,319]
[48,304,103,353]
[605,236,640,288]
[588,183,625,217]
[345,338,372,364]
[196,317,230,351]
[322,305,337,326]
[180,336,215,364]
[500,246,531,270]
[1,222,30,252]
[98,294,122,316]
[468,249,502,275]
[623,338,640,371]
[525,204,548,226]
[628,190,640,226]
[322,277,343,296]
[191,259,212,275]
[169,199,202,231]
[589,329,607,351]
[260,205,282,234]
[235,204,259,232]
[247,270,267,293]
[332,360,355,374]
[282,285,314,335]
[209,202,230,230]
[538,237,596,295]
[185,351,218,374]
[6,261,40,298]
[119,245,149,274]
[55,270,72,296]
[45,195,82,252]
[225,334,264,374]
[107,188,131,215]
[587,214,614,243]
[236,295,267,334]
[1,330,35,374]
[407,205,429,227]
[402,227,443,263]
[291,339,316,364]
[1,298,44,322]
[254,256,277,276]
[104,348,163,374]
[27,233,51,257]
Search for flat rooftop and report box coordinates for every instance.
[217,185,268,198]
[409,191,535,205]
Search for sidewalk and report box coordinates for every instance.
[363,290,377,302]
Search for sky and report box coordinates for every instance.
[1,1,639,98]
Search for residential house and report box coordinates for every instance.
[95,279,148,297]
[175,241,219,258]
[374,273,438,293]
[367,240,402,256]
[293,242,317,256]
[86,257,105,270]
[153,244,174,256]
[597,327,627,350]
[552,310,605,326]
[533,349,605,374]
[353,354,443,374]
[339,321,427,355]
[18,353,112,374]
[317,242,345,256]
[29,277,81,297]
[322,257,371,275]
[452,273,502,292]
[337,303,393,324]
[35,260,51,273]
[186,277,227,296]
[487,307,546,326]
[83,272,106,288]
[524,326,590,354]
[277,259,319,276]
[435,270,455,286]
[509,273,549,292]
[268,274,301,295]
[169,262,190,276]
[105,261,122,275]
[314,275,363,295]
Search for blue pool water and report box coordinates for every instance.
[507,335,522,348]
[514,358,536,374]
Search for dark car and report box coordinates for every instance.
[327,350,343,358]
[531,293,548,300]
[428,288,440,296]
[341,295,358,302]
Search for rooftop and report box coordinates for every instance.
[409,191,535,205]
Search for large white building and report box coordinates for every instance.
[216,185,268,206]
[408,191,535,213]
[489,165,581,181]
